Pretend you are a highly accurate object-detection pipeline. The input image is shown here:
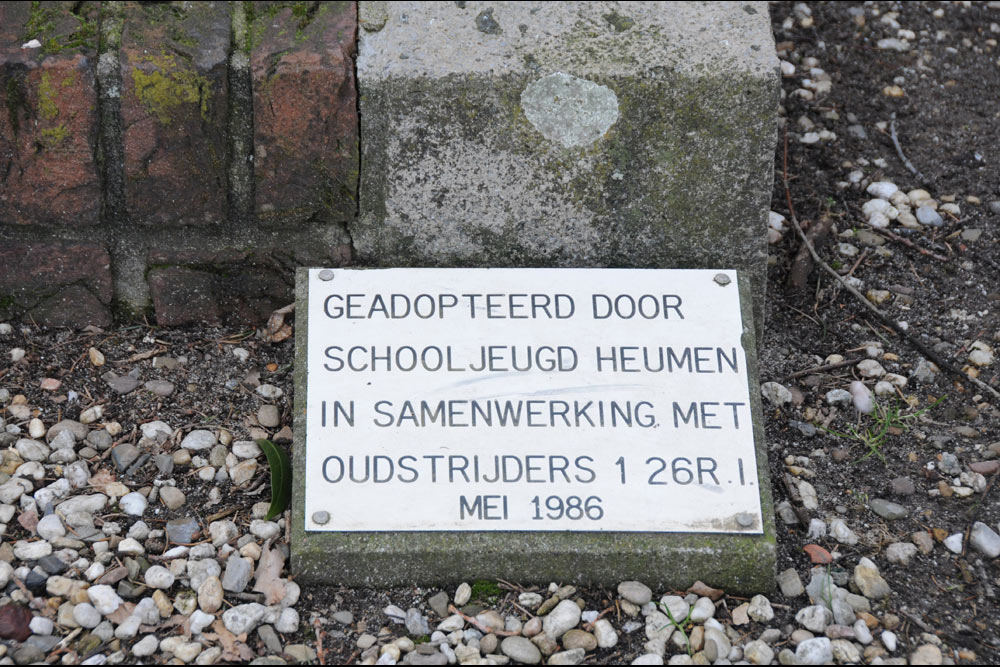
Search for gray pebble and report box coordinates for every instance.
[890,477,915,495]
[501,636,542,665]
[103,371,140,394]
[86,430,113,450]
[796,637,833,665]
[110,444,140,471]
[869,498,908,520]
[258,405,281,428]
[222,556,254,592]
[777,568,804,597]
[618,581,653,605]
[144,380,175,396]
[406,608,430,636]
[428,591,450,618]
[916,205,944,227]
[258,624,283,654]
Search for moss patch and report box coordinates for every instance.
[131,54,212,124]
[24,1,98,54]
[37,72,59,121]
[39,124,69,148]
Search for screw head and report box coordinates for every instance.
[318,269,335,281]
[713,273,731,286]
[312,510,331,525]
[736,512,755,528]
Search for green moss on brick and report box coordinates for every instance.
[131,54,212,124]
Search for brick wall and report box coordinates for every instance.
[0,1,358,327]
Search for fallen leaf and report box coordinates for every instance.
[804,544,833,564]
[106,602,135,625]
[265,362,278,372]
[265,304,294,343]
[211,620,255,662]
[96,566,129,586]
[687,580,724,601]
[88,469,117,493]
[253,539,288,605]
[17,510,38,534]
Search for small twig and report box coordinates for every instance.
[902,610,934,633]
[782,128,1000,402]
[843,247,869,278]
[583,605,615,631]
[784,358,861,380]
[873,228,951,262]
[890,113,932,186]
[448,605,521,636]
[787,215,833,290]
[112,346,167,364]
[496,578,524,592]
[314,617,326,665]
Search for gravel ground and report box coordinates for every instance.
[1,1,1000,665]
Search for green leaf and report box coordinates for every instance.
[257,439,291,520]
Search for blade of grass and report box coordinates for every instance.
[257,439,291,520]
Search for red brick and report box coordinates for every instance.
[251,2,358,225]
[0,3,101,226]
[147,243,352,326]
[0,240,112,327]
[121,2,230,227]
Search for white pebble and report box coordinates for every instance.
[849,381,874,414]
[87,585,123,616]
[30,616,54,635]
[132,635,159,657]
[249,520,281,541]
[119,492,148,516]
[866,181,899,199]
[944,533,964,554]
[27,419,46,439]
[144,565,175,589]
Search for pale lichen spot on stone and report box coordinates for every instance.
[520,72,619,148]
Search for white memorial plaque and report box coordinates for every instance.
[303,268,762,533]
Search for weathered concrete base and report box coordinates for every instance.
[291,269,776,592]
[355,1,779,334]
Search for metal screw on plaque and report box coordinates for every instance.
[312,511,331,525]
[713,273,731,286]
[736,512,754,528]
[318,269,335,281]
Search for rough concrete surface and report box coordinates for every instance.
[355,1,779,331]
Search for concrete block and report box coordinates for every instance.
[355,1,778,331]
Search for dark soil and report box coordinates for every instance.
[765,0,1000,662]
